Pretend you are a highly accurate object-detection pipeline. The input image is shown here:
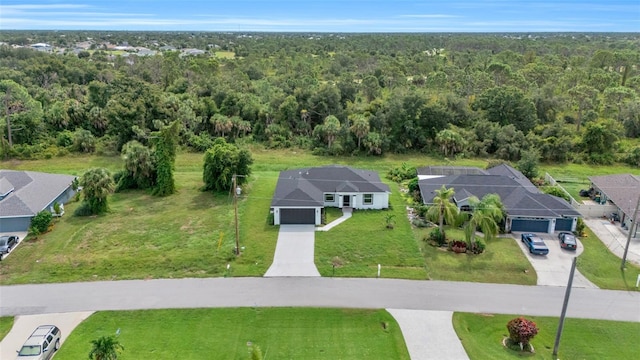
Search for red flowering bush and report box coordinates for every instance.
[507,317,539,348]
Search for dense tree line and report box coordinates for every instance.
[0,31,639,166]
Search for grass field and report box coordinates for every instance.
[453,312,640,359]
[0,316,13,341]
[54,308,410,360]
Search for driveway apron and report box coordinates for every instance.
[513,234,598,288]
[264,225,320,277]
[387,309,469,360]
[0,311,94,360]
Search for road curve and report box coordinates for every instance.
[1,278,638,322]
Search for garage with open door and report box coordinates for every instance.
[280,208,316,225]
[511,218,550,233]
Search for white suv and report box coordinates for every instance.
[16,325,61,360]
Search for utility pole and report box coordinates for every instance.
[232,174,246,256]
[621,195,640,269]
[233,174,240,256]
[553,256,576,357]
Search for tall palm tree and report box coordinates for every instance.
[88,335,124,360]
[426,185,459,238]
[80,167,115,215]
[464,194,504,246]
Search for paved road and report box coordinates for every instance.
[1,278,638,322]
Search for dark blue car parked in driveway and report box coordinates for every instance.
[521,233,549,255]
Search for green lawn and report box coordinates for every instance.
[315,182,427,279]
[54,308,410,360]
[576,226,640,291]
[453,312,640,359]
[415,227,536,285]
[0,316,14,341]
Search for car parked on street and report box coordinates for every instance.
[521,233,549,255]
[0,235,19,257]
[16,325,61,360]
[558,232,577,250]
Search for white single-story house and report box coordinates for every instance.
[0,170,77,232]
[418,164,581,234]
[271,165,390,225]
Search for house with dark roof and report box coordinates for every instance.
[418,164,581,234]
[271,165,390,225]
[0,170,77,233]
[588,174,640,236]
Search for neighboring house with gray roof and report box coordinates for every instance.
[271,165,390,225]
[0,170,77,233]
[419,164,581,234]
[589,174,640,236]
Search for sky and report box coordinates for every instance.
[0,0,638,32]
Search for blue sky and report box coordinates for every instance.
[0,0,638,32]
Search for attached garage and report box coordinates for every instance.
[511,218,550,233]
[555,218,574,231]
[279,208,316,225]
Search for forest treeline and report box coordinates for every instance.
[1,31,639,166]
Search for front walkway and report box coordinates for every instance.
[387,309,469,360]
[316,207,352,231]
[264,225,320,277]
[584,218,640,266]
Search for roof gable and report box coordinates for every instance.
[271,165,390,207]
[589,174,640,219]
[419,173,577,218]
[0,170,76,217]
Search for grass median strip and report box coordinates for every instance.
[54,308,410,360]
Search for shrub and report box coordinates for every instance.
[506,317,539,349]
[470,238,486,254]
[73,129,96,153]
[575,217,586,237]
[30,210,53,234]
[541,186,570,202]
[386,163,416,182]
[449,240,467,253]
[73,202,94,217]
[428,227,446,246]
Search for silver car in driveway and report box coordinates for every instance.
[16,325,61,360]
[0,235,19,257]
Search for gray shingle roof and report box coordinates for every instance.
[271,165,390,207]
[0,170,76,217]
[589,174,640,220]
[486,163,539,193]
[419,174,580,218]
[417,166,488,176]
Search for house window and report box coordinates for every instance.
[363,194,373,205]
[325,194,335,202]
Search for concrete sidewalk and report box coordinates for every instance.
[264,225,320,277]
[388,309,469,360]
[0,312,94,360]
[316,207,352,231]
[584,218,640,266]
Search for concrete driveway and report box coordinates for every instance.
[264,225,320,277]
[0,312,93,360]
[513,233,598,288]
[0,231,28,261]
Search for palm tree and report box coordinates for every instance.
[88,335,123,360]
[464,194,504,247]
[80,167,115,215]
[426,185,459,238]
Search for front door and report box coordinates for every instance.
[343,195,350,207]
